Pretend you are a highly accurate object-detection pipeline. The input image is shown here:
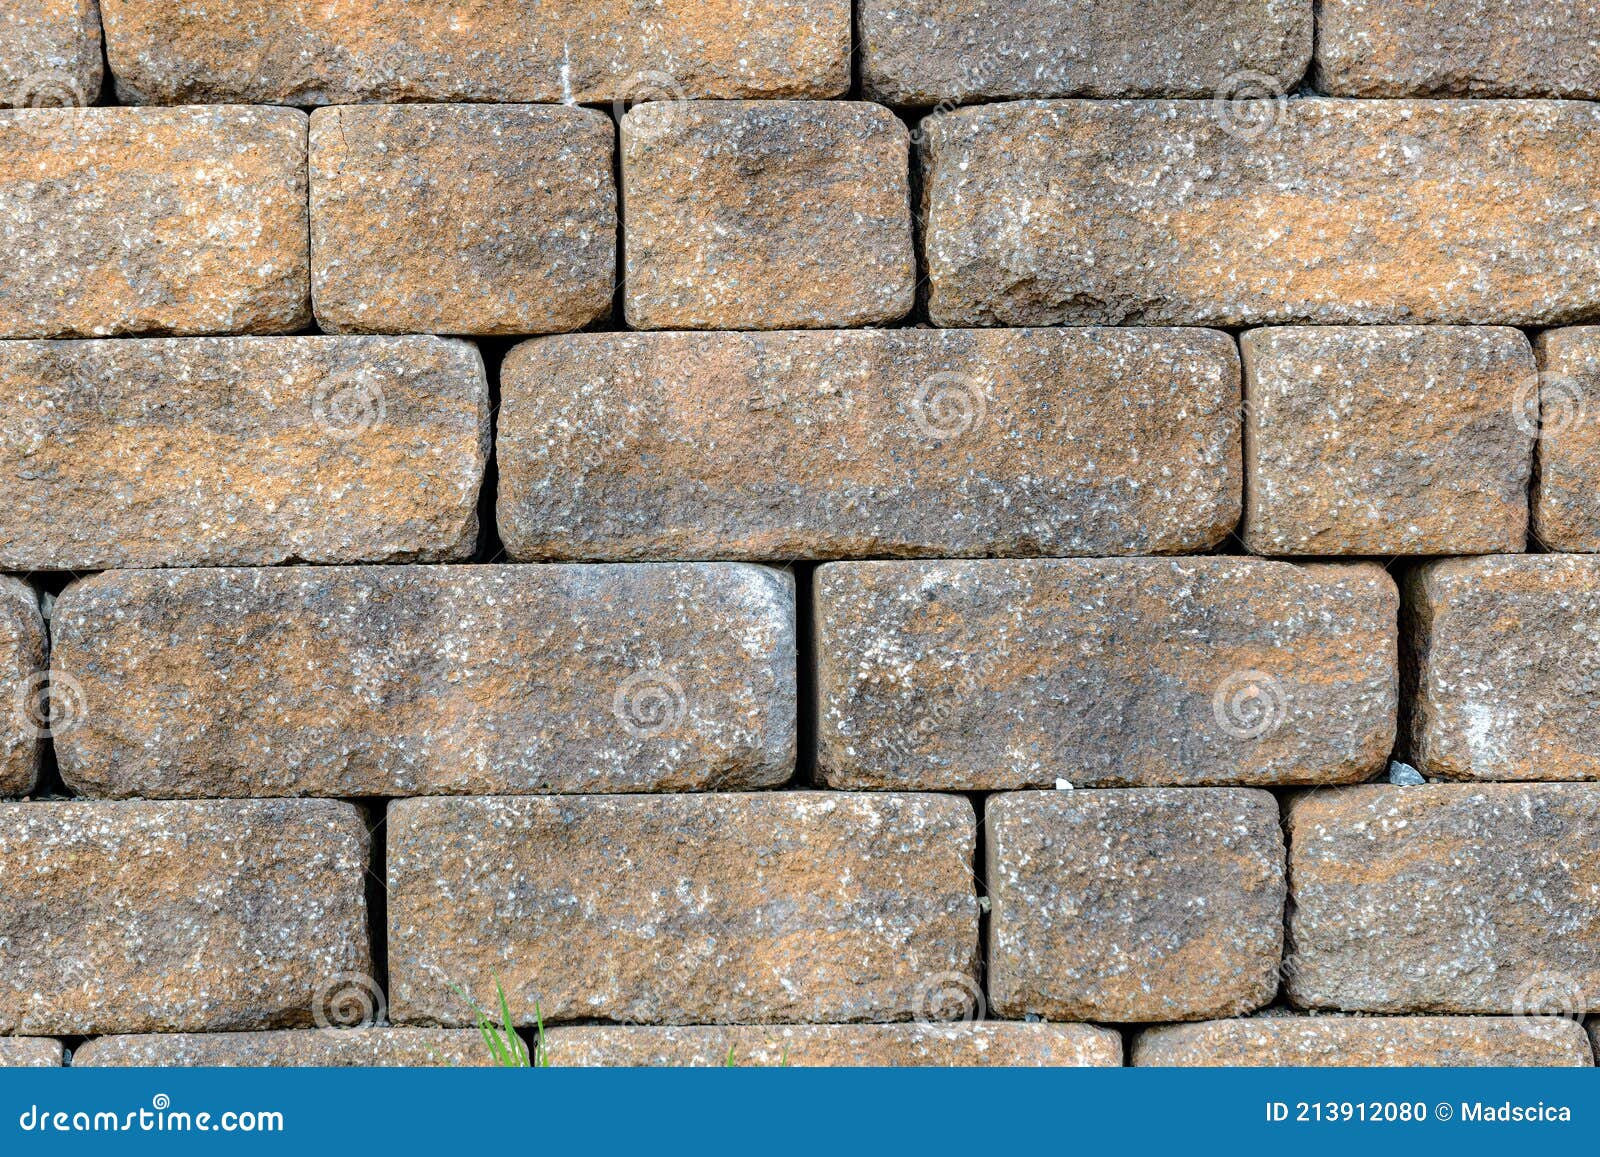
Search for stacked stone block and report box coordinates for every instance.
[0,0,1596,1071]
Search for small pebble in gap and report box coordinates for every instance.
[1387,761,1426,786]
[1054,778,1074,790]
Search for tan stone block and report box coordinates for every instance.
[923,100,1600,327]
[623,101,914,330]
[0,336,488,570]
[1134,1015,1593,1066]
[389,793,979,1026]
[498,327,1240,561]
[0,107,309,338]
[0,578,46,798]
[1,0,102,107]
[1532,328,1600,551]
[310,105,615,336]
[53,563,795,798]
[74,1029,490,1068]
[987,789,1286,1023]
[0,1038,62,1067]
[817,559,1396,791]
[1286,784,1600,1013]
[0,800,371,1035]
[1242,326,1535,556]
[545,1023,1122,1067]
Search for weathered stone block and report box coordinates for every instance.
[545,1023,1122,1067]
[0,106,309,338]
[1318,0,1600,98]
[53,564,795,798]
[623,102,914,330]
[1134,1015,1593,1066]
[0,800,371,1035]
[1286,784,1600,1013]
[0,1038,62,1067]
[861,0,1310,105]
[310,105,615,336]
[389,793,979,1026]
[498,328,1240,561]
[1,0,102,107]
[74,1029,490,1068]
[817,559,1396,791]
[0,578,46,798]
[100,0,850,105]
[0,336,488,571]
[923,100,1600,327]
[987,789,1285,1023]
[1532,328,1600,551]
[1242,326,1535,556]
[1407,556,1600,781]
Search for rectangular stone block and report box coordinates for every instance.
[1243,326,1536,556]
[100,0,850,105]
[310,105,615,336]
[545,1023,1122,1067]
[1407,556,1600,782]
[0,106,309,338]
[2,0,102,107]
[389,793,978,1026]
[74,1030,490,1068]
[862,0,1310,105]
[0,578,46,798]
[0,336,488,571]
[53,564,795,799]
[623,102,914,330]
[1533,328,1600,551]
[498,328,1240,561]
[1286,784,1600,1014]
[987,789,1285,1023]
[817,559,1396,791]
[923,100,1600,327]
[0,800,371,1036]
[1133,1016,1593,1067]
[1317,0,1600,98]
[0,1039,63,1068]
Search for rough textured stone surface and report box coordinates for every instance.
[310,104,615,337]
[988,790,1285,1023]
[817,559,1396,791]
[389,793,978,1026]
[0,1038,63,1067]
[1242,326,1536,556]
[545,1023,1122,1067]
[623,102,914,330]
[1532,328,1600,551]
[498,328,1240,561]
[861,0,1310,105]
[1,0,102,107]
[1286,784,1600,1014]
[0,336,488,571]
[0,800,371,1036]
[0,578,46,798]
[75,1030,490,1068]
[1318,0,1600,98]
[923,99,1600,328]
[53,564,795,798]
[0,106,309,339]
[1134,1016,1593,1067]
[100,0,850,105]
[1406,556,1600,782]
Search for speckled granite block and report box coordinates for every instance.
[75,1029,490,1068]
[1134,1016,1593,1066]
[0,578,46,798]
[0,1038,63,1067]
[1,0,102,107]
[1532,328,1600,551]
